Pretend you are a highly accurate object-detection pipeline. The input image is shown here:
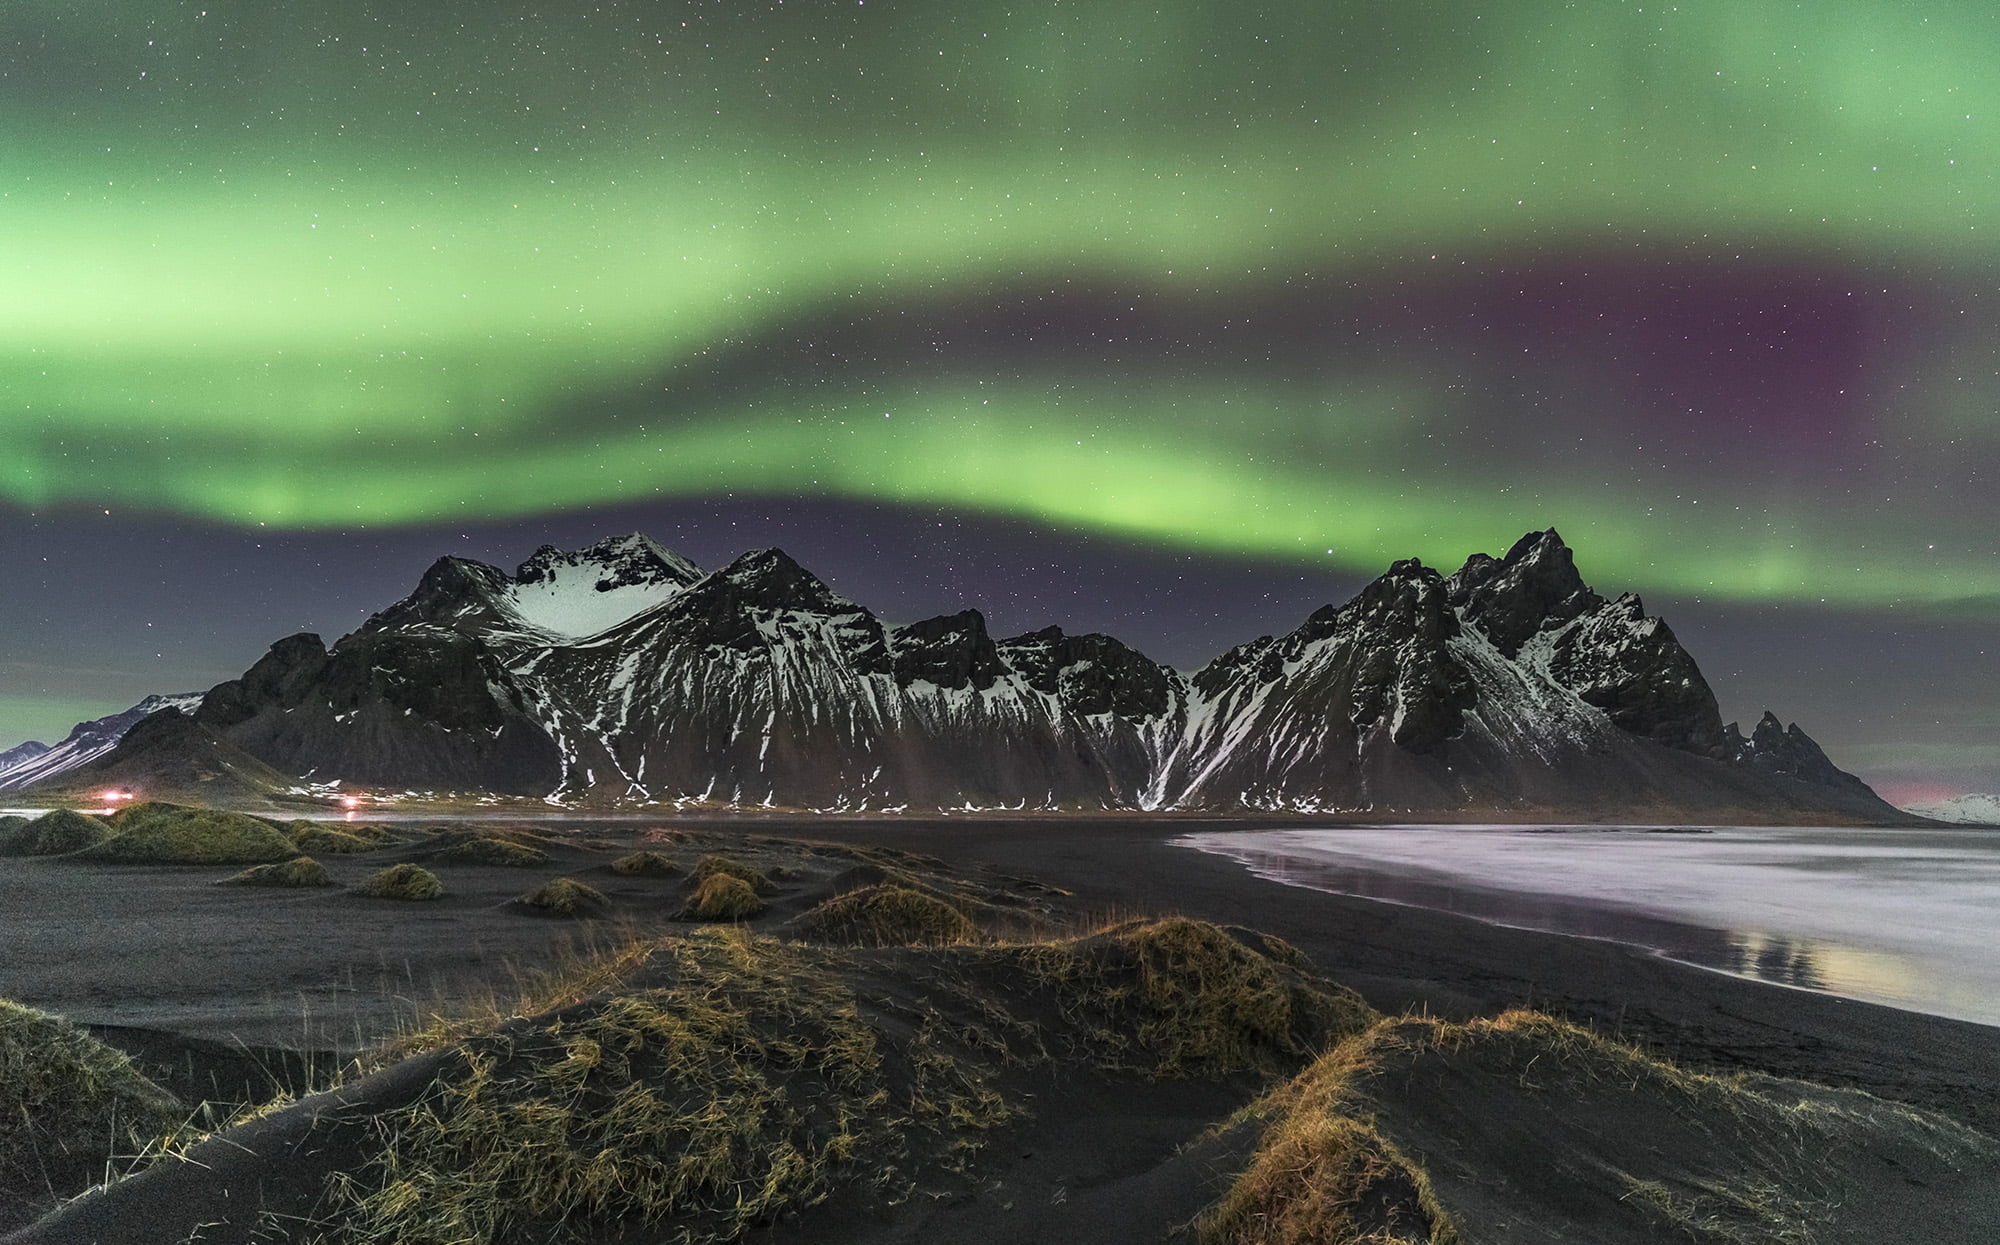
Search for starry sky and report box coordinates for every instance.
[4,1,1998,803]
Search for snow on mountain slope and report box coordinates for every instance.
[508,549,1185,808]
[0,693,205,791]
[1902,794,2000,824]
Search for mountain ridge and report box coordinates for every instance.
[15,530,1912,821]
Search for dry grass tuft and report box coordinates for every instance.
[436,836,549,867]
[792,884,975,947]
[221,856,334,888]
[0,808,112,857]
[693,853,772,893]
[77,803,300,865]
[610,850,677,878]
[0,997,183,1230]
[680,873,765,921]
[356,863,445,901]
[1199,1029,1458,1245]
[520,876,613,918]
[290,824,380,854]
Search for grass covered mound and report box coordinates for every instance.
[289,824,379,855]
[355,863,444,901]
[1012,918,1370,1078]
[518,877,612,918]
[692,853,771,893]
[221,856,333,888]
[679,872,765,921]
[203,915,1363,1245]
[74,802,300,865]
[609,850,676,877]
[0,997,183,1232]
[1201,1010,2000,1245]
[435,835,550,867]
[791,883,975,947]
[0,808,112,857]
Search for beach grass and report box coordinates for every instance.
[791,883,975,947]
[356,864,445,901]
[435,836,548,867]
[609,850,677,877]
[0,997,183,1230]
[76,803,300,865]
[679,873,765,921]
[221,856,334,888]
[518,877,613,918]
[0,808,112,857]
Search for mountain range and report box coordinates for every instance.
[6,530,1911,821]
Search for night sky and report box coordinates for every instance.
[4,1,1998,803]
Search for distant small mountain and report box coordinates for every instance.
[23,707,301,806]
[1901,793,2000,825]
[0,738,50,774]
[57,528,1913,822]
[0,693,204,792]
[23,708,302,804]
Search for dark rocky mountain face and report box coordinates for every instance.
[998,627,1179,719]
[194,631,563,795]
[1447,529,1728,758]
[1163,560,1479,811]
[1729,711,1881,799]
[116,530,1905,821]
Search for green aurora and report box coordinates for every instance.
[7,1,1999,608]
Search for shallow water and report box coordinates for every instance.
[1176,824,2000,1028]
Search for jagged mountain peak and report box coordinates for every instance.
[1728,710,1875,797]
[703,547,855,614]
[368,556,514,633]
[1293,556,1457,648]
[1448,527,1600,657]
[365,535,706,641]
[515,532,702,591]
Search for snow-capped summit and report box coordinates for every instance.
[368,533,705,642]
[509,533,704,637]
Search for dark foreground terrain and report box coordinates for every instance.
[2,811,1996,1243]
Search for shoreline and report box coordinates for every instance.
[1173,823,2000,1029]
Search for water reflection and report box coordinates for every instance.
[1726,931,1828,990]
[1213,844,1924,1008]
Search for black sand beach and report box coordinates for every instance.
[4,814,1997,1243]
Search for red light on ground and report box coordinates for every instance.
[102,790,131,802]
[341,796,360,809]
